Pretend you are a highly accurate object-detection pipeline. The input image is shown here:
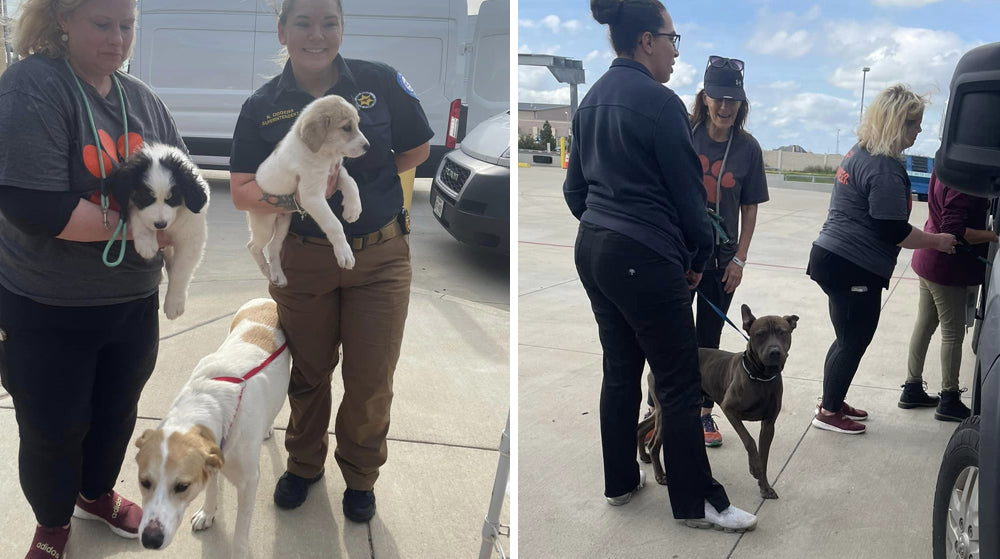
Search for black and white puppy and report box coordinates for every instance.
[110,143,209,320]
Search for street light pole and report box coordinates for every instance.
[836,128,840,154]
[860,67,870,124]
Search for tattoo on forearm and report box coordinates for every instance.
[259,192,301,212]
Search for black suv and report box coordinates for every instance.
[931,41,1000,559]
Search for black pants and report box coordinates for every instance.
[0,285,159,527]
[815,280,882,412]
[575,222,729,519]
[693,267,735,409]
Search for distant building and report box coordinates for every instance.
[518,103,571,142]
[777,144,809,153]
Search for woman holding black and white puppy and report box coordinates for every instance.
[0,0,188,556]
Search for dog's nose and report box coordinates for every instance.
[154,221,168,230]
[766,347,783,360]
[141,524,164,549]
[362,142,370,152]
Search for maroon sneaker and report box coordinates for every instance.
[840,402,868,421]
[815,402,869,421]
[811,411,866,434]
[26,524,69,559]
[72,491,142,539]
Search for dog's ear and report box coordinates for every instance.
[741,304,756,333]
[300,112,331,153]
[134,429,155,449]
[107,151,147,221]
[164,150,210,213]
[203,444,224,472]
[784,315,799,331]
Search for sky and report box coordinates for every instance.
[518,0,1000,156]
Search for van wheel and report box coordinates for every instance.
[932,416,980,559]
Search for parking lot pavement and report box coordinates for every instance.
[0,175,510,558]
[518,166,970,558]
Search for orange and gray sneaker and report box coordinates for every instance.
[26,524,69,559]
[702,414,723,447]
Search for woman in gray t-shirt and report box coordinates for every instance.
[0,0,185,555]
[807,84,956,436]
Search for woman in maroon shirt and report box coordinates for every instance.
[900,171,996,420]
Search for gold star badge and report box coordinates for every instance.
[355,92,377,109]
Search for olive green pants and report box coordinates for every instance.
[906,278,971,392]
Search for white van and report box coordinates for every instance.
[127,0,504,176]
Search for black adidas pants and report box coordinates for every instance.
[0,285,158,527]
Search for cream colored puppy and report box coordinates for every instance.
[248,94,370,285]
[134,298,291,559]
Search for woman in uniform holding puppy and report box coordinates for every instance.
[229,0,432,523]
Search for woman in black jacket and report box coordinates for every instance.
[563,0,756,532]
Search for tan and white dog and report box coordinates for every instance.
[134,298,291,559]
[248,94,370,285]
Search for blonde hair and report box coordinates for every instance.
[857,84,927,158]
[12,0,137,60]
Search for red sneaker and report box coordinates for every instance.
[840,402,868,421]
[26,524,69,559]
[72,491,142,539]
[815,401,869,421]
[811,411,866,434]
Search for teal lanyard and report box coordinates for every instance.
[64,59,129,267]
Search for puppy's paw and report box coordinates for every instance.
[191,509,215,531]
[270,268,288,288]
[134,236,160,260]
[760,486,778,500]
[342,199,362,223]
[333,242,355,270]
[164,292,185,320]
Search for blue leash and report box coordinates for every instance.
[695,287,749,341]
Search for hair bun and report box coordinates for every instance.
[591,0,624,25]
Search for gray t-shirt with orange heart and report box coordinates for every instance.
[691,124,769,269]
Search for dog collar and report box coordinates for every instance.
[741,355,778,382]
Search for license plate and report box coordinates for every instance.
[433,195,444,218]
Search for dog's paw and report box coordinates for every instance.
[134,236,160,260]
[342,199,362,223]
[191,509,215,531]
[333,242,355,270]
[163,292,186,320]
[655,473,668,486]
[760,486,779,500]
[269,267,288,287]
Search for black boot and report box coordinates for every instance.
[934,390,971,422]
[898,381,940,409]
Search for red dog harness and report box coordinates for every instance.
[213,343,288,449]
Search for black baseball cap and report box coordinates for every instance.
[704,56,746,101]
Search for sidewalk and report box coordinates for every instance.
[0,178,510,558]
[518,166,966,558]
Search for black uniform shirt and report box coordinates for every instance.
[231,55,433,237]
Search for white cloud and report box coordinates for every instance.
[678,94,696,112]
[767,80,799,90]
[871,0,944,6]
[761,92,856,131]
[695,42,715,50]
[518,66,558,92]
[563,20,583,33]
[518,19,537,29]
[540,15,561,33]
[519,87,571,105]
[670,60,697,88]
[519,15,585,34]
[747,8,816,58]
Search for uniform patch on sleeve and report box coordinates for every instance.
[397,72,419,100]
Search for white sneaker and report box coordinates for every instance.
[606,470,646,506]
[683,501,757,532]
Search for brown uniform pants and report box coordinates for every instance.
[270,232,411,491]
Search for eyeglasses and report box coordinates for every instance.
[651,32,681,50]
[708,56,744,72]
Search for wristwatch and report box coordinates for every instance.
[731,256,746,268]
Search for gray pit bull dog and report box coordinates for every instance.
[638,304,798,499]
